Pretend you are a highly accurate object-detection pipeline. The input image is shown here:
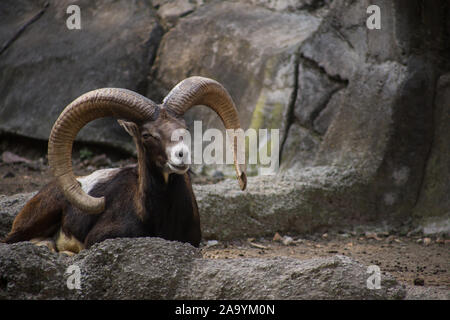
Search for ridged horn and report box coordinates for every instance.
[48,88,158,214]
[163,76,247,190]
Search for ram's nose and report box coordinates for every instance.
[167,143,190,174]
[170,143,190,165]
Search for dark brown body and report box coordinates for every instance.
[4,165,201,249]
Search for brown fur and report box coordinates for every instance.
[4,182,65,244]
[3,109,202,252]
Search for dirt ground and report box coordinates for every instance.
[0,138,448,292]
[201,235,449,289]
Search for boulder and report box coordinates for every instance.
[279,0,448,226]
[0,0,163,153]
[238,0,332,13]
[412,73,450,235]
[153,0,204,29]
[194,166,373,240]
[0,237,406,299]
[293,58,347,132]
[0,242,70,299]
[278,123,320,171]
[150,1,322,144]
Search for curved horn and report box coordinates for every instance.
[163,76,247,190]
[48,88,158,214]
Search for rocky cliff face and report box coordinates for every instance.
[0,0,163,154]
[0,0,449,234]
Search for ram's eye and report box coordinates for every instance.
[143,133,159,140]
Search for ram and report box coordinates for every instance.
[3,76,246,255]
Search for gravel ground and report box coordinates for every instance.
[201,233,449,291]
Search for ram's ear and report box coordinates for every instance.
[118,120,139,137]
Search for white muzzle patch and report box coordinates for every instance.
[167,142,190,174]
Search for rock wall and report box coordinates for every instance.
[413,73,450,234]
[0,0,163,153]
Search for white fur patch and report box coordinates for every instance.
[77,168,120,194]
[167,142,190,165]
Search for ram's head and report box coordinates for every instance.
[48,76,247,214]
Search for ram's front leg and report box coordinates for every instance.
[55,228,85,256]
[3,182,65,246]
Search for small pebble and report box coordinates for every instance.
[212,170,224,179]
[2,171,15,178]
[206,240,219,247]
[272,232,282,242]
[282,236,293,246]
[365,232,382,241]
[414,278,425,286]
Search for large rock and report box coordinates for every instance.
[0,241,70,299]
[153,0,205,29]
[280,123,320,170]
[412,73,450,235]
[0,0,163,153]
[195,166,374,240]
[283,0,411,174]
[293,58,347,132]
[238,0,332,13]
[150,1,322,145]
[279,0,448,226]
[0,237,406,299]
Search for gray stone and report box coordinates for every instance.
[413,73,450,235]
[178,254,405,299]
[313,88,346,135]
[238,0,331,13]
[0,242,70,299]
[280,0,447,225]
[0,0,163,153]
[72,238,201,299]
[194,166,373,240]
[0,237,406,299]
[293,58,347,130]
[404,286,450,300]
[153,0,205,29]
[280,123,320,170]
[150,1,321,141]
